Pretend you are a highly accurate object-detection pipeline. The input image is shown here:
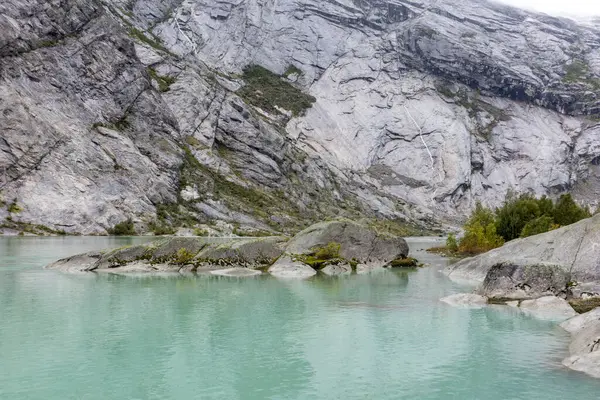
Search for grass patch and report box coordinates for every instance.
[8,200,22,214]
[147,67,176,92]
[128,27,172,54]
[236,65,316,117]
[283,65,303,77]
[569,297,600,314]
[292,242,342,270]
[563,60,600,90]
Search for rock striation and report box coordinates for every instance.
[2,0,600,234]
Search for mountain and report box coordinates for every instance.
[1,0,600,235]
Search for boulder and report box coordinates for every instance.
[479,262,570,300]
[321,263,353,276]
[561,307,600,334]
[562,320,600,378]
[268,256,317,279]
[444,215,600,297]
[440,293,488,308]
[271,220,409,277]
[518,296,577,321]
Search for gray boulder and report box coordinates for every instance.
[445,215,600,292]
[273,220,409,277]
[561,307,600,334]
[562,318,600,378]
[479,262,570,300]
[268,256,317,279]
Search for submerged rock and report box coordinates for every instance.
[518,296,577,321]
[440,293,488,308]
[210,268,262,277]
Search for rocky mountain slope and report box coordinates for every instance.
[1,0,600,234]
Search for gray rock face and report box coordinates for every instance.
[3,0,600,233]
[561,310,600,378]
[479,262,571,300]
[561,307,600,334]
[445,214,600,288]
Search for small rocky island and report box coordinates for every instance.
[47,220,411,277]
[441,214,600,379]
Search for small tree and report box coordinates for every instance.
[520,216,557,238]
[459,202,504,254]
[553,194,590,226]
[446,233,458,252]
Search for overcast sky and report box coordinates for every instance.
[497,0,600,17]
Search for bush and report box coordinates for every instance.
[173,248,195,265]
[107,219,136,236]
[313,242,341,260]
[458,202,504,254]
[446,233,458,252]
[553,194,590,226]
[495,194,548,241]
[520,216,557,238]
[236,65,316,117]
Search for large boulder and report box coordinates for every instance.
[444,214,600,292]
[561,311,600,378]
[479,262,570,300]
[268,220,409,277]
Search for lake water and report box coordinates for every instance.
[1,236,600,399]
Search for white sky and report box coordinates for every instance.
[496,0,600,17]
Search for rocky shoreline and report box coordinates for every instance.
[440,214,600,379]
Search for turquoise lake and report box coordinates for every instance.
[1,236,600,399]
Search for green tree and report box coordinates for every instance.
[446,233,458,252]
[459,202,504,254]
[552,194,590,226]
[520,215,556,238]
[495,193,544,241]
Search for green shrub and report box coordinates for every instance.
[149,220,176,236]
[389,257,419,267]
[446,233,458,252]
[7,200,22,214]
[520,216,557,238]
[236,65,316,117]
[193,228,208,236]
[108,219,136,235]
[495,194,547,241]
[553,194,590,226]
[313,242,341,260]
[458,202,504,254]
[173,248,195,265]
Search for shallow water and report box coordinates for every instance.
[1,236,599,399]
